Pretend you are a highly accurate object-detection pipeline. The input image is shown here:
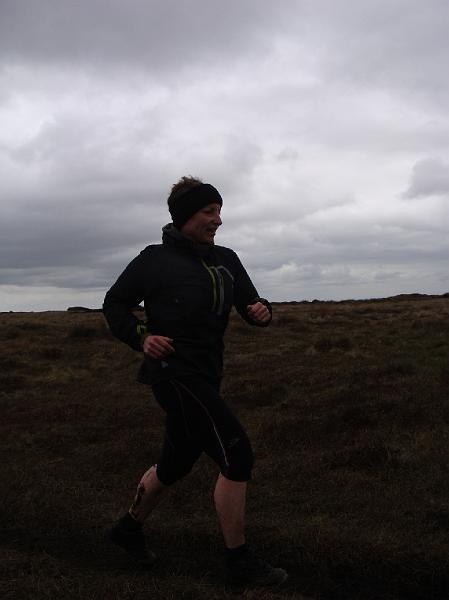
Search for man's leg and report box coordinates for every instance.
[109,381,201,564]
[214,473,246,549]
[214,472,288,587]
[171,378,286,584]
[171,378,252,550]
[126,379,203,524]
[129,465,167,524]
[109,466,166,565]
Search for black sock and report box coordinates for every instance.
[226,543,249,562]
[118,512,142,531]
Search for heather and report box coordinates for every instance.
[1,296,449,599]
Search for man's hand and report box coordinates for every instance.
[143,335,175,359]
[247,301,271,324]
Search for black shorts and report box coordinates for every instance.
[151,376,254,485]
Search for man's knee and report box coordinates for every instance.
[156,459,196,486]
[224,435,254,482]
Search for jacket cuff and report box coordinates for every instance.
[136,323,149,347]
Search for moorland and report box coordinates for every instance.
[1,296,449,599]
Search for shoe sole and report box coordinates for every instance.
[107,529,157,566]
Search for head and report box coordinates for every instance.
[167,176,223,244]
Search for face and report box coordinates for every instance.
[180,203,222,244]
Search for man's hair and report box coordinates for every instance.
[167,176,203,205]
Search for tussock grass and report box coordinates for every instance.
[1,298,449,599]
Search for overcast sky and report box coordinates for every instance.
[1,0,448,311]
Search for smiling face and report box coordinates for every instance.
[180,202,222,244]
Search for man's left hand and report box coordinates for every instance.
[247,301,271,323]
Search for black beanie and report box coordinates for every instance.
[168,183,223,230]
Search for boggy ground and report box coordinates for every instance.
[1,297,449,599]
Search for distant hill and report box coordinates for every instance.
[67,305,144,313]
[273,292,449,305]
[67,306,103,313]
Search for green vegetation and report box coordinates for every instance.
[1,298,449,599]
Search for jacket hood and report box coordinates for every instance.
[162,223,213,258]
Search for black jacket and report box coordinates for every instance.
[103,224,272,384]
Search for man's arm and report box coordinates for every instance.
[104,248,175,359]
[103,251,148,351]
[231,251,272,327]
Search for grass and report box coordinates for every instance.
[1,297,449,599]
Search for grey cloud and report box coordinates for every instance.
[0,266,106,289]
[5,108,170,192]
[225,196,449,278]
[0,83,266,287]
[1,0,449,309]
[0,0,287,74]
[276,148,300,162]
[405,158,449,198]
[0,198,165,269]
[306,0,449,108]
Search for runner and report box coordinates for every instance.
[103,176,287,586]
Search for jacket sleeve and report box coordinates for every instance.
[231,251,272,327]
[102,250,150,351]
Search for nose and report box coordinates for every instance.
[214,212,222,226]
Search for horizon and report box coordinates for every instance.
[2,290,448,315]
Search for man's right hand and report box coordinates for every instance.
[143,335,175,359]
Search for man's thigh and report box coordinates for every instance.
[170,376,253,481]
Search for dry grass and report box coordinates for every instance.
[1,297,449,599]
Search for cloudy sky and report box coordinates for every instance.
[1,0,448,311]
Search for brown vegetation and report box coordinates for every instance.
[1,297,449,599]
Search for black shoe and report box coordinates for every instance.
[226,548,288,587]
[108,514,156,566]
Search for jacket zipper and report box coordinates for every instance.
[201,259,225,315]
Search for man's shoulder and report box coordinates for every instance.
[138,243,191,267]
[139,243,164,256]
[212,244,237,259]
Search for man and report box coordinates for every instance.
[103,176,287,586]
